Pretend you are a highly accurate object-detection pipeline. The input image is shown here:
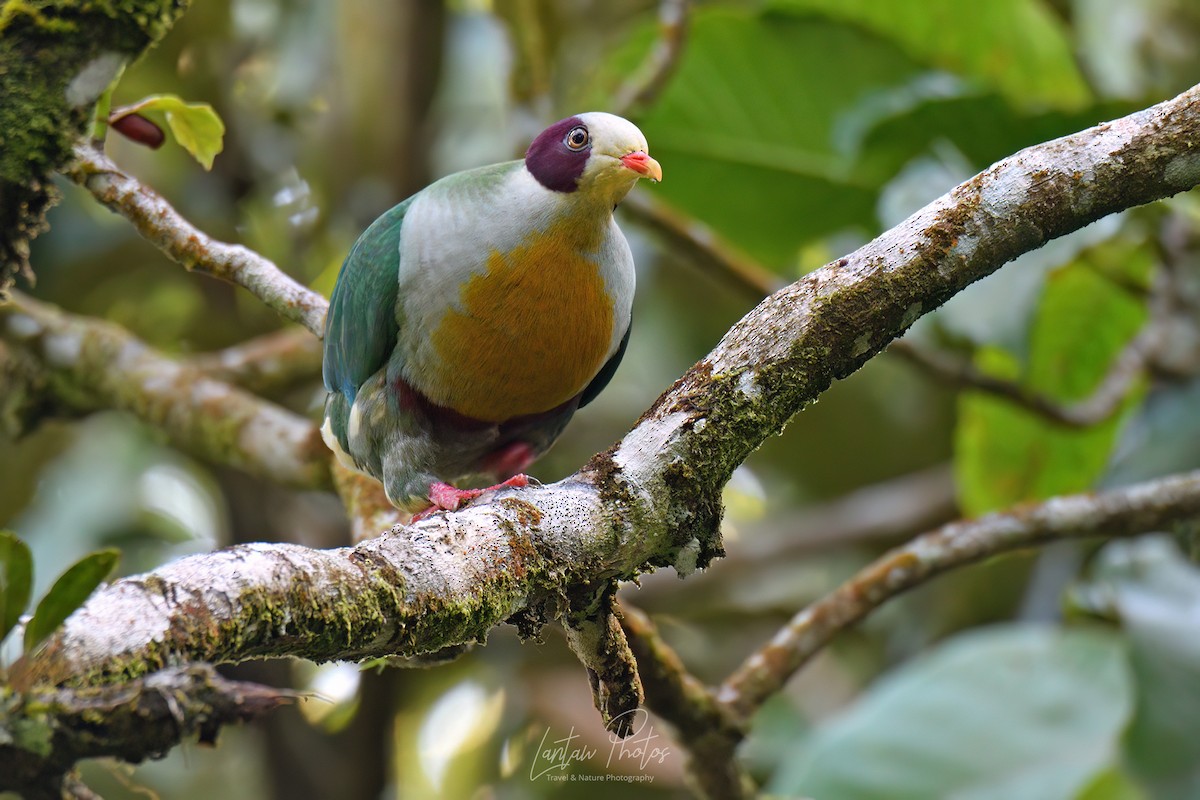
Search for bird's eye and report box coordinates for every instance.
[564,126,590,151]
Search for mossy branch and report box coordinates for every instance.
[0,291,330,489]
[14,82,1200,773]
[0,0,190,294]
[0,664,290,799]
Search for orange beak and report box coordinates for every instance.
[620,151,663,183]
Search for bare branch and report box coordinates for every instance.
[888,328,1151,428]
[620,605,750,800]
[0,665,290,799]
[717,469,1200,721]
[0,292,330,489]
[613,0,692,117]
[65,144,329,336]
[622,192,781,298]
[188,327,322,395]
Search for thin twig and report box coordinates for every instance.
[888,332,1149,428]
[622,192,781,297]
[716,469,1200,721]
[620,604,751,800]
[65,143,328,336]
[613,0,692,117]
[891,261,1174,427]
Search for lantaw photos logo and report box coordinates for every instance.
[529,708,672,784]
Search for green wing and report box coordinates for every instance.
[323,197,414,402]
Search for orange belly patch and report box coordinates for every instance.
[429,224,614,422]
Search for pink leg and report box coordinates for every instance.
[482,441,537,480]
[411,473,531,522]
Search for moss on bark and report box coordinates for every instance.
[0,0,190,294]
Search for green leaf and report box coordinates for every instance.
[116,94,225,169]
[23,549,119,653]
[769,625,1133,800]
[769,0,1092,111]
[0,531,33,645]
[1079,538,1200,798]
[955,239,1151,514]
[1074,767,1148,800]
[586,7,923,266]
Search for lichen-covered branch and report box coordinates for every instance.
[66,143,329,335]
[716,469,1200,721]
[0,292,330,489]
[0,664,290,799]
[21,84,1200,703]
[0,0,190,293]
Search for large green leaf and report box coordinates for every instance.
[588,8,925,266]
[768,625,1133,799]
[24,549,119,653]
[0,530,33,645]
[955,240,1150,514]
[770,0,1092,110]
[1078,538,1200,799]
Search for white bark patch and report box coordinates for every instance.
[5,313,42,339]
[737,370,759,399]
[58,581,173,666]
[613,410,689,485]
[65,53,125,108]
[851,332,872,358]
[673,537,701,577]
[240,403,317,481]
[43,332,82,366]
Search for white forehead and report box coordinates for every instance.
[576,112,649,152]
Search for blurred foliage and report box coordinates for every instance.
[4,0,1200,798]
[956,237,1152,514]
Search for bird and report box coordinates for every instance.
[320,112,662,518]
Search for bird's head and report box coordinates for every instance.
[524,112,662,205]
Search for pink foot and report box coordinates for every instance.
[411,474,531,521]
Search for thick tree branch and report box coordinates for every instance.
[0,292,330,489]
[65,144,329,335]
[0,664,290,800]
[21,85,1200,707]
[716,469,1200,721]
